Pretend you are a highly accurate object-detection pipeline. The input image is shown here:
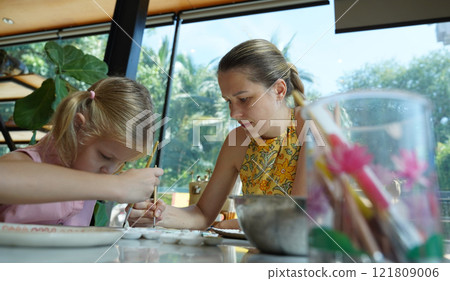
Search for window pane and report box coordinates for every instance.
[155,4,449,196]
[129,26,175,171]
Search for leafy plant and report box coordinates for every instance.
[437,140,450,190]
[13,41,108,130]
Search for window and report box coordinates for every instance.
[2,2,448,196]
[141,4,449,195]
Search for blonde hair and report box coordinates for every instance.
[44,77,153,166]
[218,39,306,104]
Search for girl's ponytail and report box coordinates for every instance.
[287,62,306,106]
[50,91,91,166]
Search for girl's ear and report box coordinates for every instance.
[74,113,86,131]
[273,78,287,101]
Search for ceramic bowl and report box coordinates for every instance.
[231,195,308,256]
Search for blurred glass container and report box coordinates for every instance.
[232,195,308,256]
[302,90,443,262]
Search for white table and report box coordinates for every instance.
[1,237,448,263]
[0,237,309,263]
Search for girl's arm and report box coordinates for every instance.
[128,127,248,230]
[291,107,308,196]
[0,151,163,204]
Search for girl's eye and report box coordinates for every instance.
[239,97,248,103]
[100,153,112,161]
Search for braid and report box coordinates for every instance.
[49,91,92,166]
[287,62,306,106]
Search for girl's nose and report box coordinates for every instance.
[99,166,109,174]
[100,165,116,174]
[230,104,243,120]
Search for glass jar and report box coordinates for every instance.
[302,90,443,262]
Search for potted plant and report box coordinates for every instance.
[13,41,108,138]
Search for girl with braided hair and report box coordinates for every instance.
[130,39,308,230]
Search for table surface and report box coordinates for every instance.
[0,237,311,263]
[1,236,449,263]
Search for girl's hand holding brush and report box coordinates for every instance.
[120,166,163,227]
[126,199,167,227]
[116,168,163,203]
[123,141,161,227]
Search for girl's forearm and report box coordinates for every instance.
[158,204,211,230]
[0,161,119,204]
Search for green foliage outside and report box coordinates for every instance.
[437,140,450,190]
[338,49,450,190]
[139,37,226,190]
[338,49,450,144]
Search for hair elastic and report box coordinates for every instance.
[89,90,95,100]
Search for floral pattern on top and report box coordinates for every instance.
[239,110,300,195]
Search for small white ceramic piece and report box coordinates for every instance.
[122,228,142,240]
[142,230,162,240]
[160,232,181,244]
[179,231,203,246]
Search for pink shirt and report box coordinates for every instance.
[0,140,96,226]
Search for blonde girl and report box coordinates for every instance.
[0,77,163,226]
[129,39,307,230]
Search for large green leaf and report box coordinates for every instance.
[63,54,108,84]
[45,42,84,73]
[53,75,68,110]
[45,41,107,84]
[44,42,64,71]
[61,44,84,66]
[14,78,55,129]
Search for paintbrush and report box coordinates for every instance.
[153,165,158,228]
[122,141,159,228]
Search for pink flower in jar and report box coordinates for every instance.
[370,164,396,187]
[391,149,429,191]
[326,135,373,175]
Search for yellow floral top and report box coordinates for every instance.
[239,109,300,195]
